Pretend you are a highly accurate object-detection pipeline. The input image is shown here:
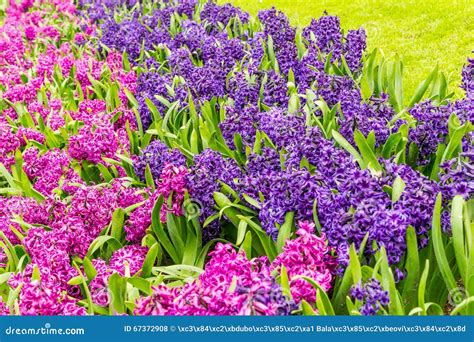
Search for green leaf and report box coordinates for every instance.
[332,130,365,169]
[402,226,420,309]
[299,276,335,315]
[332,245,361,314]
[242,194,261,209]
[387,58,404,112]
[0,272,13,285]
[353,130,382,172]
[451,196,466,282]
[108,273,127,314]
[67,275,85,286]
[312,200,322,235]
[151,196,180,264]
[301,300,317,315]
[441,122,470,164]
[141,243,159,277]
[182,226,198,266]
[83,257,97,281]
[432,193,458,292]
[214,192,241,227]
[407,66,438,108]
[391,176,406,204]
[277,212,294,252]
[166,213,185,260]
[236,220,248,246]
[382,133,402,158]
[0,163,17,189]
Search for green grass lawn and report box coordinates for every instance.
[219,0,474,98]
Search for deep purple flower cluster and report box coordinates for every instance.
[219,105,260,149]
[186,149,242,241]
[344,28,367,71]
[406,101,450,165]
[134,140,186,182]
[256,169,326,239]
[350,278,389,315]
[200,1,249,32]
[461,55,474,98]
[303,14,343,59]
[440,151,474,201]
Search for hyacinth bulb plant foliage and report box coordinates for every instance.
[0,0,473,316]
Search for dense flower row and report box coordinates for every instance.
[0,0,472,316]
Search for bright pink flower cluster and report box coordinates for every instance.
[271,221,336,303]
[89,245,148,307]
[134,244,291,316]
[125,164,189,243]
[134,222,335,315]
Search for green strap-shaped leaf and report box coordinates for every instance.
[151,196,180,264]
[407,65,438,108]
[402,226,420,309]
[353,130,382,172]
[451,196,467,282]
[277,212,294,252]
[299,276,335,315]
[332,130,365,169]
[108,273,127,314]
[431,193,457,292]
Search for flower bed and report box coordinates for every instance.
[0,0,472,316]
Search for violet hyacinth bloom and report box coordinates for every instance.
[344,28,367,72]
[350,278,389,315]
[258,8,298,75]
[219,105,260,149]
[187,149,242,241]
[303,14,343,60]
[405,100,450,165]
[257,109,306,148]
[133,140,187,183]
[461,55,474,98]
[200,1,249,31]
[126,164,188,242]
[257,169,327,239]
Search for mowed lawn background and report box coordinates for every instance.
[219,0,474,98]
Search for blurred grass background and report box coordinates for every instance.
[219,0,474,97]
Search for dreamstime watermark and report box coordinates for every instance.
[448,286,469,306]
[4,322,85,336]
[182,199,203,220]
